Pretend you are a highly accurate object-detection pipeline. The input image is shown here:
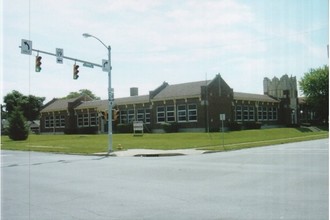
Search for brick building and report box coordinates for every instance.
[39,74,299,134]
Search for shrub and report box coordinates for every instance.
[228,122,242,131]
[162,122,179,133]
[116,124,133,133]
[7,108,29,141]
[244,122,262,130]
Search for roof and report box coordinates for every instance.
[153,80,210,100]
[115,95,150,105]
[234,92,279,103]
[75,99,108,111]
[40,97,78,112]
[40,95,92,112]
[74,95,150,111]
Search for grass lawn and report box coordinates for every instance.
[1,127,328,154]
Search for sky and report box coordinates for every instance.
[1,0,329,104]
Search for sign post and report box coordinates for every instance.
[220,114,225,148]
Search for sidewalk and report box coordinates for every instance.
[96,149,207,157]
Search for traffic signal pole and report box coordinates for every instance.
[19,46,103,68]
[19,40,113,154]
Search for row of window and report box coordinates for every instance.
[157,104,197,123]
[119,109,151,124]
[118,104,198,124]
[44,115,65,128]
[235,106,278,121]
[77,113,98,127]
[44,104,277,128]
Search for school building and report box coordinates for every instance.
[39,74,308,134]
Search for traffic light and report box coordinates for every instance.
[102,111,108,121]
[35,56,42,72]
[112,109,119,121]
[73,64,79,79]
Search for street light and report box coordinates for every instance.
[83,33,113,154]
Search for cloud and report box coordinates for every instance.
[2,0,328,102]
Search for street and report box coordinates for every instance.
[1,139,328,220]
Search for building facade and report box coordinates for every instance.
[39,74,301,134]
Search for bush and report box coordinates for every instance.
[78,127,98,134]
[116,124,133,133]
[228,122,242,131]
[244,122,262,130]
[7,108,29,141]
[162,122,179,133]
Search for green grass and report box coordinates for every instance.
[1,128,328,154]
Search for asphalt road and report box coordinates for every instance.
[1,139,328,220]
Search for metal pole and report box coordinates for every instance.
[82,33,113,154]
[222,119,224,148]
[108,46,113,154]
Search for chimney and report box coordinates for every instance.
[130,87,138,96]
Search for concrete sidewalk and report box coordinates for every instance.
[96,149,207,157]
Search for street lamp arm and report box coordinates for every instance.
[82,33,109,50]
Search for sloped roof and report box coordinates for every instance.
[115,95,150,105]
[234,92,279,103]
[152,80,210,100]
[40,97,79,112]
[75,99,108,111]
[40,95,92,112]
[75,95,150,111]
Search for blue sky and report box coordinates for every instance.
[1,0,328,103]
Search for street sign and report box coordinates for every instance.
[21,39,32,55]
[83,62,94,68]
[220,114,226,121]
[56,48,63,64]
[102,59,109,72]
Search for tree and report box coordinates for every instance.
[63,89,100,100]
[7,107,29,141]
[299,65,329,123]
[3,90,45,121]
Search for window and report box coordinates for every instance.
[236,106,242,121]
[128,109,135,123]
[243,106,248,121]
[145,109,150,124]
[120,110,127,124]
[54,115,65,128]
[248,106,254,121]
[83,114,89,127]
[55,115,61,127]
[177,105,187,122]
[166,106,175,122]
[188,104,197,122]
[45,116,54,128]
[60,115,65,127]
[77,114,89,127]
[137,109,145,122]
[90,113,97,126]
[273,107,278,120]
[268,107,273,120]
[258,107,263,121]
[157,106,165,123]
[77,114,83,127]
[263,107,268,120]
